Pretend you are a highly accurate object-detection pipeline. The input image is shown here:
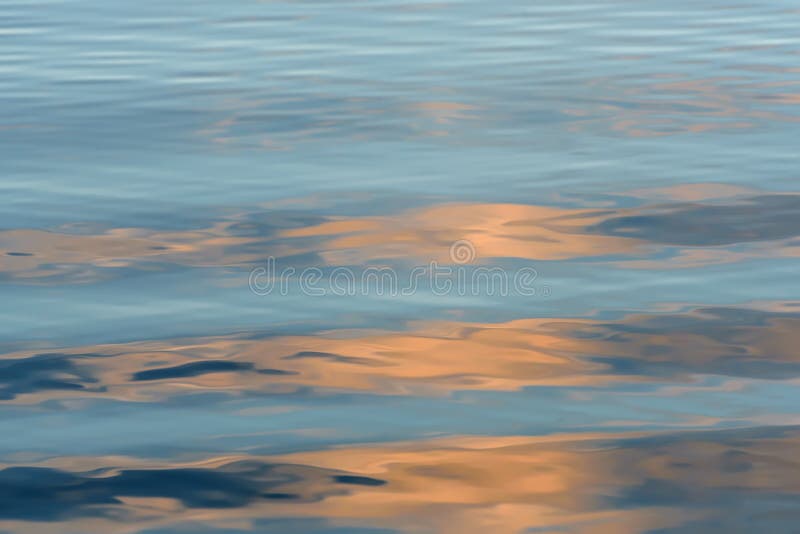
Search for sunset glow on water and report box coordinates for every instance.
[2,1,800,532]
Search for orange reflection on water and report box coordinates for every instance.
[565,75,800,137]
[4,192,800,283]
[0,318,606,404]
[280,202,636,264]
[5,426,800,533]
[3,304,800,404]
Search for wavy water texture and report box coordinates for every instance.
[2,0,800,532]
[2,191,800,284]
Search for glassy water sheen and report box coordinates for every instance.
[2,1,800,532]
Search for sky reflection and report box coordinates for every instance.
[2,303,800,405]
[3,426,800,533]
[3,0,800,532]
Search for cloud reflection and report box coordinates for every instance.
[271,426,800,533]
[0,455,384,532]
[4,191,799,284]
[3,426,800,533]
[2,303,800,403]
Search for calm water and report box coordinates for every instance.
[2,1,800,532]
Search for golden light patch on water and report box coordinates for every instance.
[280,202,637,264]
[7,427,800,533]
[3,303,800,404]
[4,192,799,283]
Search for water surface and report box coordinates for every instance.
[2,1,800,532]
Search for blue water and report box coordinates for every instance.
[2,1,800,532]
